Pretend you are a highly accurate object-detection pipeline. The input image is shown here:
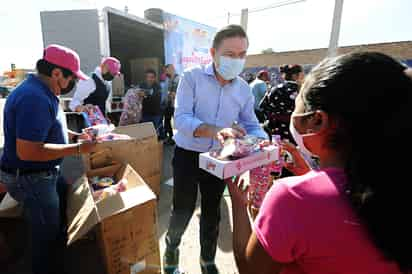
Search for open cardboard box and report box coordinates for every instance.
[67,163,160,274]
[0,163,161,274]
[199,145,280,179]
[83,123,163,197]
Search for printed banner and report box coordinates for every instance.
[163,12,217,74]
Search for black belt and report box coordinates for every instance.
[175,146,201,156]
[0,166,57,176]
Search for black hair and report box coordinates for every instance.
[212,24,248,49]
[145,68,157,76]
[280,64,303,81]
[301,51,412,271]
[36,59,73,78]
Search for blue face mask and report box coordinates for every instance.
[216,56,246,80]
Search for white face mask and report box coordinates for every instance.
[289,113,317,157]
[216,56,246,80]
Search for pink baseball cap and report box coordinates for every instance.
[102,57,121,76]
[43,44,88,80]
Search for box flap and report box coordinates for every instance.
[113,123,156,140]
[92,138,161,179]
[0,193,22,218]
[66,175,100,245]
[119,164,145,189]
[96,184,156,221]
[95,163,156,220]
[67,163,157,244]
[84,122,162,196]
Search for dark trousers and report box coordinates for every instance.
[164,106,174,138]
[165,147,226,262]
[1,169,67,274]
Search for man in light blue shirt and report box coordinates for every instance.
[163,25,267,274]
[250,70,269,123]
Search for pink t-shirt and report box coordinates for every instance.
[254,168,401,274]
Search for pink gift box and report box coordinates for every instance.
[199,145,280,179]
[83,106,108,126]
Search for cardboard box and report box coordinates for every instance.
[66,163,160,274]
[0,193,22,218]
[199,145,280,179]
[89,148,115,170]
[83,123,163,197]
[0,163,161,274]
[112,73,125,97]
[0,123,163,218]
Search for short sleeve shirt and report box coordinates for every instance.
[254,168,402,274]
[1,74,67,170]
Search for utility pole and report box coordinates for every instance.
[327,0,344,57]
[240,9,249,31]
[227,12,231,24]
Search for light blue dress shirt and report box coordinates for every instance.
[174,63,268,153]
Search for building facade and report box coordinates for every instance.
[245,41,412,68]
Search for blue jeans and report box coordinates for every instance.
[142,115,163,136]
[1,169,67,274]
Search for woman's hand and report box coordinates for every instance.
[280,140,311,176]
[216,128,245,145]
[226,175,249,207]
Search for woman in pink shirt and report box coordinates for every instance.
[228,52,412,274]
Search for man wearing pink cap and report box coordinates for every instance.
[0,44,96,274]
[69,57,121,115]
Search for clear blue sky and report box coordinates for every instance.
[0,0,410,72]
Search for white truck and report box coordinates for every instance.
[40,7,216,123]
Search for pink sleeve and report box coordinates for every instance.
[253,181,307,263]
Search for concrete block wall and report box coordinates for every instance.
[246,41,412,68]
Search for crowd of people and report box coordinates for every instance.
[67,56,179,145]
[1,23,412,274]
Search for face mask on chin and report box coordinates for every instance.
[216,55,246,81]
[59,79,76,95]
[102,72,114,81]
